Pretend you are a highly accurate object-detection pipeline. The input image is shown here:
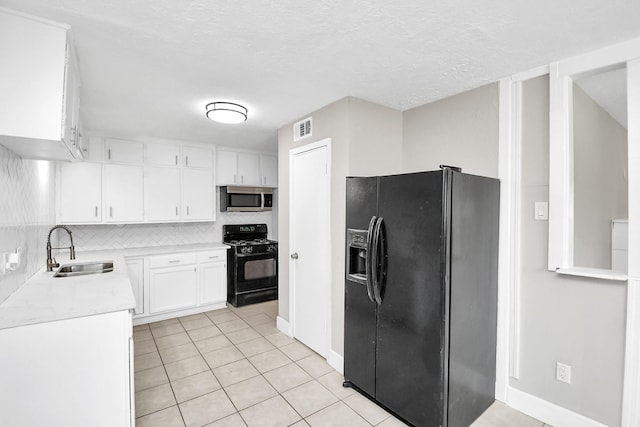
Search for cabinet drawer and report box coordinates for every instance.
[197,250,227,263]
[149,253,197,268]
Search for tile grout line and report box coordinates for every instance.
[135,302,378,427]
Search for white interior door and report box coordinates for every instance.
[289,139,331,357]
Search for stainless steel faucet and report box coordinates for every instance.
[46,225,76,272]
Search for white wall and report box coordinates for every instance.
[514,75,626,427]
[0,145,55,303]
[403,84,499,178]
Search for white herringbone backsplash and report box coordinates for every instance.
[68,211,274,251]
[0,145,56,303]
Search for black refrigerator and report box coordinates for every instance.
[344,167,499,427]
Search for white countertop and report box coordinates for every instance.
[0,243,229,330]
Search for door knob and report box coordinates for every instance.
[290,253,299,259]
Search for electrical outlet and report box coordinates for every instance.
[556,362,571,384]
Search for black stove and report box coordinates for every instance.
[223,224,278,307]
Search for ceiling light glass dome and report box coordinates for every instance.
[206,102,248,124]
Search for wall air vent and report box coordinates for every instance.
[293,117,312,141]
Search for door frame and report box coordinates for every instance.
[288,138,332,357]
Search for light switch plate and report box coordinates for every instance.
[534,202,549,220]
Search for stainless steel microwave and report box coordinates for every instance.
[220,186,273,212]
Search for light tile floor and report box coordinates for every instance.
[133,301,550,427]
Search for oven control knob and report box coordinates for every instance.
[241,246,253,254]
[267,245,276,252]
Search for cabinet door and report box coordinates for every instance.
[145,144,180,166]
[237,153,261,186]
[62,46,81,157]
[58,162,102,223]
[216,150,238,185]
[105,139,143,163]
[261,154,278,187]
[149,265,198,313]
[126,258,144,315]
[104,164,144,222]
[183,169,214,221]
[200,260,227,305]
[184,146,213,169]
[144,167,181,222]
[0,11,66,141]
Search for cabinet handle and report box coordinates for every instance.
[110,206,113,217]
[168,260,180,264]
[185,156,189,167]
[208,256,219,259]
[175,155,178,165]
[95,206,98,217]
[107,149,111,160]
[187,206,190,216]
[241,175,244,184]
[175,207,178,216]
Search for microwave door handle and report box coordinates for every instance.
[365,216,377,303]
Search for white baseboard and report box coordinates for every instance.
[276,316,291,336]
[327,349,343,374]
[507,386,607,427]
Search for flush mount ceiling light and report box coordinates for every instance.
[205,102,248,124]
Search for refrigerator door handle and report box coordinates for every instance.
[365,216,377,303]
[371,217,385,304]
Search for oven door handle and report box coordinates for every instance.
[235,252,277,259]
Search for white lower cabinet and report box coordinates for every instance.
[132,248,228,322]
[0,310,133,427]
[198,251,227,305]
[149,254,198,314]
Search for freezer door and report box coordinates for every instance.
[375,171,447,427]
[344,176,378,397]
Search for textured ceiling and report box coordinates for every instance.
[2,0,640,151]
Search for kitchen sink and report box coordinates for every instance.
[53,261,114,278]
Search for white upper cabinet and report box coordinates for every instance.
[58,162,102,223]
[144,167,181,222]
[216,149,277,187]
[183,146,213,169]
[104,164,144,223]
[260,154,278,187]
[237,153,261,186]
[0,9,82,161]
[183,169,214,221]
[216,150,239,185]
[105,139,144,163]
[56,139,216,224]
[145,144,180,167]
